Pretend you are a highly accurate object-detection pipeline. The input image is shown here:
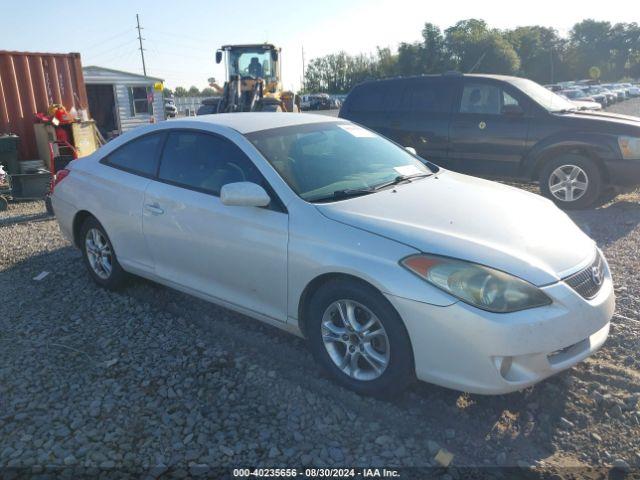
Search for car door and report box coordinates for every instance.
[448,79,530,177]
[142,129,289,322]
[97,132,164,272]
[386,77,455,166]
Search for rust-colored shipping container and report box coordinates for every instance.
[0,51,89,160]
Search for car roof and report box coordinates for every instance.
[170,113,341,134]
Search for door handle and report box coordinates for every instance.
[144,203,164,215]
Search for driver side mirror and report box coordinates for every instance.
[215,50,223,64]
[271,50,278,62]
[501,104,524,116]
[221,182,270,207]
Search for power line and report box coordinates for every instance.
[136,13,147,77]
[82,28,133,52]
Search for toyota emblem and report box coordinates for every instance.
[591,264,603,286]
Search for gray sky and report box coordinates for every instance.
[3,0,636,91]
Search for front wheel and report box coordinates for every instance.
[539,154,602,209]
[306,279,414,397]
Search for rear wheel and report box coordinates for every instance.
[80,217,127,289]
[306,279,414,397]
[539,154,602,209]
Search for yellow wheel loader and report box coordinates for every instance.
[211,44,300,113]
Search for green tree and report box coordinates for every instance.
[188,86,201,96]
[506,26,566,83]
[444,19,520,74]
[163,87,173,97]
[569,19,612,79]
[174,86,187,97]
[200,87,216,97]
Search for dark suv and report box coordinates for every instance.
[339,73,640,208]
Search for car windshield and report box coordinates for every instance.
[509,77,577,112]
[246,122,433,202]
[228,48,276,82]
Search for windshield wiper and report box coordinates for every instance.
[552,108,577,114]
[311,173,432,203]
[311,188,376,203]
[371,172,432,191]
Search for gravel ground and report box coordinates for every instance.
[1,100,639,479]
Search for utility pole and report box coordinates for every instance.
[301,46,305,92]
[136,14,147,77]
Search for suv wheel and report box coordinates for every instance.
[80,217,127,289]
[539,154,602,209]
[306,279,414,397]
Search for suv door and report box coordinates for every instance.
[386,77,455,166]
[142,130,288,322]
[448,79,530,177]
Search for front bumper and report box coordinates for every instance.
[604,159,640,188]
[387,265,615,395]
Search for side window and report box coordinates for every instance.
[503,91,519,106]
[130,86,152,116]
[459,83,501,114]
[158,131,262,195]
[400,81,450,113]
[105,133,163,176]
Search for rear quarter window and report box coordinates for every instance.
[103,133,164,176]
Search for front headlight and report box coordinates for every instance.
[618,136,640,159]
[401,254,551,313]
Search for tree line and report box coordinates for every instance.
[303,19,640,94]
[163,86,217,98]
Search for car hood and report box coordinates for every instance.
[563,110,640,126]
[316,171,596,286]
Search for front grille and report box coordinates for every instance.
[563,252,605,299]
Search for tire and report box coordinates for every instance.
[539,153,602,209]
[80,216,127,290]
[306,279,414,397]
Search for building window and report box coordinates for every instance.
[129,86,153,116]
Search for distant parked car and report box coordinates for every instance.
[164,100,177,118]
[544,84,563,92]
[50,113,615,396]
[628,85,640,97]
[340,73,640,209]
[559,89,602,111]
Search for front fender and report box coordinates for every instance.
[522,132,620,179]
[287,202,457,322]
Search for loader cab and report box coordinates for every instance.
[216,44,281,90]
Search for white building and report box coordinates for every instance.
[82,66,164,138]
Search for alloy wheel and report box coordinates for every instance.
[85,228,113,280]
[321,299,390,381]
[548,164,589,202]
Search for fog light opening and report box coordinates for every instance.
[499,356,513,378]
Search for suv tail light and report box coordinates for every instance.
[52,169,70,191]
